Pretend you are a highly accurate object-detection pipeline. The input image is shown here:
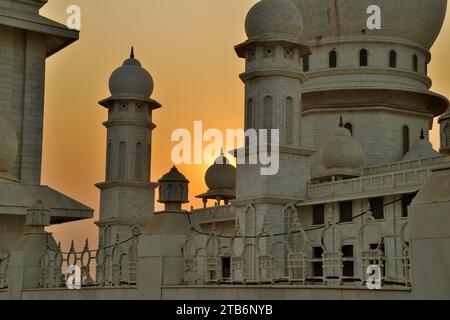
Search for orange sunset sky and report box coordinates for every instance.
[39,1,450,249]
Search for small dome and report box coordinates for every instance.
[403,131,440,161]
[205,152,236,190]
[0,113,18,174]
[320,121,364,170]
[158,166,189,183]
[108,48,154,99]
[245,0,303,41]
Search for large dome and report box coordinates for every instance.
[109,49,154,99]
[0,113,18,174]
[245,0,303,41]
[292,0,447,49]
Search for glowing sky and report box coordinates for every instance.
[39,1,450,250]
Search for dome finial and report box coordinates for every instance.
[420,129,425,140]
[220,148,224,157]
[339,116,344,128]
[130,46,135,59]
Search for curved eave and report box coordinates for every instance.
[302,87,449,117]
[0,6,79,57]
[235,37,310,58]
[0,181,93,224]
[99,95,162,110]
[196,189,236,200]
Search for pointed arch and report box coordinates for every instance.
[246,98,254,130]
[106,141,113,181]
[389,50,397,68]
[402,126,410,155]
[329,50,337,68]
[302,55,310,72]
[413,54,419,72]
[445,123,450,147]
[167,184,174,200]
[360,49,368,67]
[285,97,294,145]
[135,142,143,181]
[118,141,126,180]
[344,122,353,136]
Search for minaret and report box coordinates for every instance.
[96,48,161,246]
[235,0,310,146]
[233,0,314,280]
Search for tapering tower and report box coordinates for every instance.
[233,0,314,280]
[96,49,161,246]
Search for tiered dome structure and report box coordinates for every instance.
[288,0,449,168]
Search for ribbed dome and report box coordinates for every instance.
[158,166,189,183]
[205,153,236,190]
[245,0,303,41]
[403,132,440,161]
[0,113,18,174]
[292,0,447,49]
[109,48,154,99]
[320,123,364,170]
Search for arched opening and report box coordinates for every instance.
[329,50,337,68]
[402,126,410,156]
[344,123,353,136]
[118,141,126,180]
[135,142,143,181]
[106,141,113,181]
[360,49,368,67]
[167,184,174,200]
[389,50,397,68]
[178,184,185,200]
[412,55,419,72]
[263,96,273,144]
[285,97,294,145]
[302,56,310,72]
[246,98,254,130]
[244,206,256,280]
[445,124,450,147]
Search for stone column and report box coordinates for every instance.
[137,213,191,299]
[7,201,56,299]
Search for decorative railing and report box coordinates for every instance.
[192,205,236,221]
[182,215,412,288]
[308,167,431,199]
[39,234,139,289]
[0,251,9,289]
[362,156,447,176]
